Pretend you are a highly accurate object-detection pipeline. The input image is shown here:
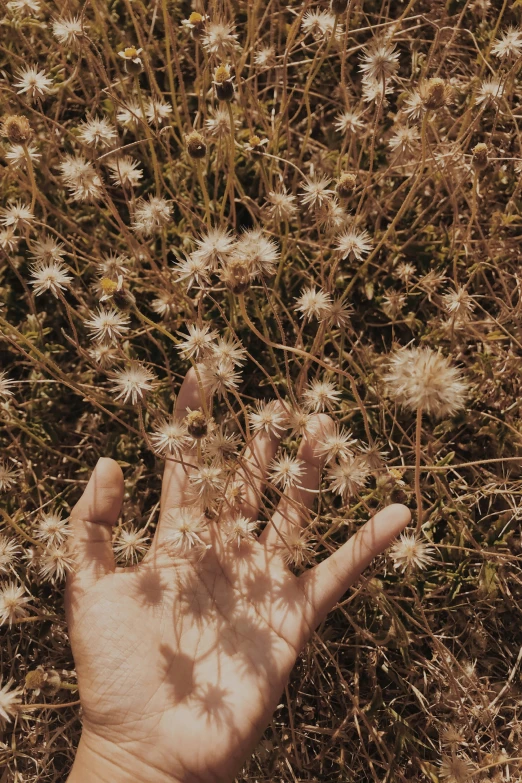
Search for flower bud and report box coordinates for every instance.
[187,12,206,38]
[471,142,488,171]
[213,65,235,102]
[186,409,208,439]
[220,258,252,294]
[336,172,357,198]
[2,114,33,145]
[186,131,207,159]
[421,77,447,111]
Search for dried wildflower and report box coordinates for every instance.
[326,297,353,328]
[14,65,53,101]
[192,227,235,268]
[254,47,276,68]
[203,428,240,461]
[288,407,314,437]
[107,156,143,187]
[205,107,237,138]
[152,291,178,317]
[302,379,342,412]
[389,532,436,572]
[186,131,207,159]
[0,228,19,252]
[145,99,173,125]
[438,754,476,782]
[327,456,370,499]
[1,201,34,230]
[85,307,130,342]
[39,546,76,583]
[249,399,288,437]
[78,116,117,148]
[471,142,488,171]
[35,511,71,546]
[231,228,280,278]
[442,287,475,320]
[111,362,157,404]
[476,77,504,106]
[59,154,103,201]
[359,39,400,82]
[150,418,190,457]
[0,536,20,574]
[190,461,226,504]
[316,198,347,231]
[388,125,419,157]
[384,346,468,417]
[300,175,335,209]
[186,410,209,439]
[113,526,149,564]
[7,0,41,14]
[334,110,364,135]
[132,196,172,235]
[335,226,372,261]
[314,425,357,464]
[223,515,258,547]
[116,101,144,127]
[266,187,297,222]
[163,507,207,555]
[280,528,314,567]
[301,11,340,41]
[52,15,85,46]
[118,46,144,75]
[295,287,332,321]
[0,581,31,626]
[199,357,242,398]
[0,679,22,726]
[381,289,406,319]
[0,372,15,399]
[336,173,357,198]
[177,324,219,360]
[362,75,394,104]
[4,142,41,168]
[201,21,239,57]
[211,335,247,367]
[29,260,72,297]
[2,114,32,144]
[269,454,305,489]
[491,26,522,59]
[174,254,212,290]
[394,261,416,284]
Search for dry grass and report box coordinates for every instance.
[1,0,522,781]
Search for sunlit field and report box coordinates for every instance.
[1,0,522,781]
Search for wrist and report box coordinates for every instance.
[67,733,183,783]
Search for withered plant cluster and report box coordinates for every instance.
[0,0,522,780]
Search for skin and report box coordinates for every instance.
[65,368,410,783]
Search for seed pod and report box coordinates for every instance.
[2,114,33,144]
[213,65,235,102]
[336,172,357,198]
[331,0,349,13]
[186,410,208,439]
[221,258,252,294]
[472,142,488,171]
[186,131,207,159]
[421,77,447,111]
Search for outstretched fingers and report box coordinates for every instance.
[300,503,411,630]
[68,457,124,581]
[260,414,334,551]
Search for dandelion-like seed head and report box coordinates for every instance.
[389,532,436,572]
[384,346,468,417]
[111,362,158,405]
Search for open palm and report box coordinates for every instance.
[65,369,410,783]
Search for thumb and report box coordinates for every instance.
[300,504,411,630]
[68,457,124,581]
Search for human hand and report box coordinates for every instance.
[65,368,410,783]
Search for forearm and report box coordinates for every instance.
[67,733,183,783]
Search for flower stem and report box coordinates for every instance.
[415,406,423,533]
